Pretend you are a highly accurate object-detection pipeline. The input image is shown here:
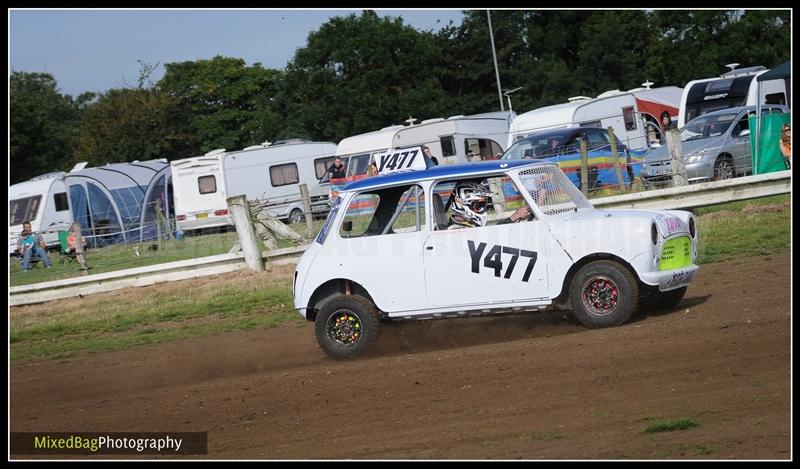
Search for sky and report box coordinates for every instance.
[9,9,466,97]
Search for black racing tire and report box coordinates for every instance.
[314,294,380,360]
[569,260,639,328]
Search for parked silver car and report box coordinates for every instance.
[641,105,789,185]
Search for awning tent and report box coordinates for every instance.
[62,159,173,247]
[754,61,791,172]
[757,61,791,82]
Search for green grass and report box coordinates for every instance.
[10,267,303,362]
[643,418,701,433]
[695,194,790,264]
[9,219,326,287]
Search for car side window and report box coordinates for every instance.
[432,176,533,231]
[732,114,750,137]
[339,184,426,238]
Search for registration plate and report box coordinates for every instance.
[196,213,208,219]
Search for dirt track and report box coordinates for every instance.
[10,252,791,459]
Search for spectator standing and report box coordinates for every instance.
[780,123,791,169]
[327,157,347,179]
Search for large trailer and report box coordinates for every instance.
[170,139,337,232]
[324,111,513,197]
[678,64,789,128]
[509,85,683,156]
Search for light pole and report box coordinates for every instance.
[487,10,504,112]
[503,86,522,113]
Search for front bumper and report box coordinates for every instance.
[638,264,700,292]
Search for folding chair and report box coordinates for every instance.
[58,230,78,264]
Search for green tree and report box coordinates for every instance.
[158,56,284,154]
[10,72,80,183]
[71,83,193,166]
[281,11,449,142]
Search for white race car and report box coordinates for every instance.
[293,157,699,359]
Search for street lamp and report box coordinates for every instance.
[503,87,523,113]
[487,11,504,112]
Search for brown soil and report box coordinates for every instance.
[10,252,791,460]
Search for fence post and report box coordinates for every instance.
[608,126,625,192]
[489,179,506,214]
[665,128,688,187]
[227,195,265,272]
[580,139,589,196]
[299,183,315,239]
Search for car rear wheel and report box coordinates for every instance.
[315,294,380,359]
[569,260,639,328]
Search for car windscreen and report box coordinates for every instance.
[502,134,568,160]
[681,113,738,142]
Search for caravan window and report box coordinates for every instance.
[314,157,335,179]
[198,175,217,194]
[10,195,42,226]
[765,92,786,105]
[622,107,636,131]
[270,163,299,187]
[440,136,456,157]
[347,154,371,177]
[53,192,69,212]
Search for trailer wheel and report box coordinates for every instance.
[315,294,380,359]
[569,260,639,328]
[288,208,304,224]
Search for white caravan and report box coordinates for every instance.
[171,139,338,232]
[333,110,513,175]
[678,64,789,128]
[9,173,72,254]
[509,85,683,155]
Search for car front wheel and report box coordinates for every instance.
[714,157,735,181]
[569,260,639,328]
[315,294,380,359]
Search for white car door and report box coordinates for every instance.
[422,222,553,307]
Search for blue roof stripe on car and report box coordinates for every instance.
[342,160,553,192]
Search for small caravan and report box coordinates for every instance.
[678,64,789,128]
[170,140,337,232]
[509,85,683,156]
[324,111,513,195]
[9,174,72,254]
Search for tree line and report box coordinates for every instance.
[10,9,790,183]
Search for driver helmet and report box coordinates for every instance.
[450,182,492,228]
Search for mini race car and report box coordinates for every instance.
[293,156,699,359]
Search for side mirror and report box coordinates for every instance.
[342,220,353,233]
[739,128,750,138]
